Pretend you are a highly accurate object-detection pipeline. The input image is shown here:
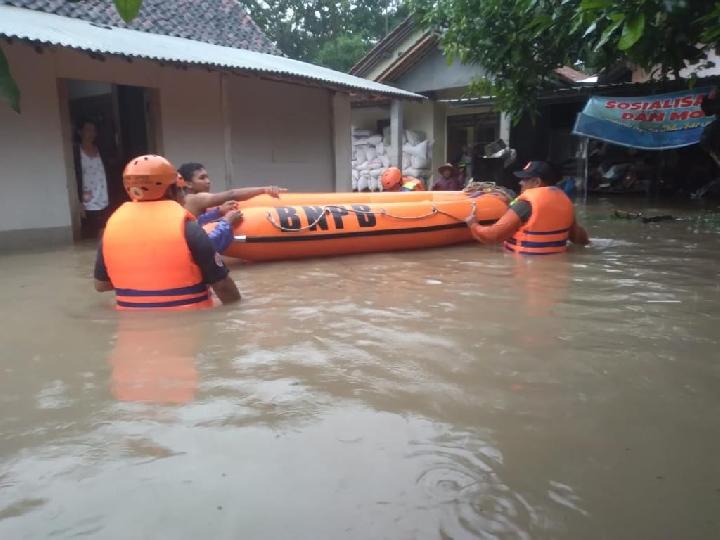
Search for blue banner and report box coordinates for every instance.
[572,88,714,150]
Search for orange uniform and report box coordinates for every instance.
[103,200,213,310]
[504,187,574,255]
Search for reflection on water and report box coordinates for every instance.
[0,199,719,539]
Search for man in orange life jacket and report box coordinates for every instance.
[93,155,241,309]
[466,161,589,254]
[380,167,426,191]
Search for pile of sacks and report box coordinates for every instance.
[351,128,432,191]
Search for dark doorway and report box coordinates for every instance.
[67,81,152,239]
[446,112,499,165]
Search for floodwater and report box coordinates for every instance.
[1,198,719,539]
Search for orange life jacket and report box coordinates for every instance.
[504,186,574,255]
[103,200,213,310]
[401,177,426,191]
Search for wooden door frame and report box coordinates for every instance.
[56,79,82,241]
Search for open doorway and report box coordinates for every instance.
[66,80,155,239]
[446,112,499,164]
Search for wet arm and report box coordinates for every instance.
[210,276,241,304]
[93,241,114,292]
[568,220,590,245]
[184,221,240,305]
[185,188,277,216]
[468,210,522,244]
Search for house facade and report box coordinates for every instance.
[0,1,418,248]
[349,18,590,187]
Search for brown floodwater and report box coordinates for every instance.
[1,198,719,539]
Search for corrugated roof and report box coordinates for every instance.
[0,5,422,100]
[3,0,280,55]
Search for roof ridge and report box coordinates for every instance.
[349,16,416,77]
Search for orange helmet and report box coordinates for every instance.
[123,155,179,201]
[381,167,402,190]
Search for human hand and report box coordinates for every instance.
[223,209,243,226]
[83,191,92,203]
[465,215,477,227]
[265,185,288,198]
[219,201,238,215]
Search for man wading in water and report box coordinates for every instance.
[466,161,589,254]
[94,155,241,309]
[177,162,286,252]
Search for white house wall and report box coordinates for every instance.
[0,41,346,247]
[53,47,228,192]
[351,105,388,132]
[0,43,72,246]
[228,77,334,192]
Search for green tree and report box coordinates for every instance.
[240,0,408,66]
[314,34,371,72]
[411,0,719,120]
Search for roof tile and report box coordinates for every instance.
[3,0,280,55]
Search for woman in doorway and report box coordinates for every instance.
[74,118,109,238]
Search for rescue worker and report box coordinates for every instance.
[466,161,589,254]
[93,154,241,309]
[380,167,426,192]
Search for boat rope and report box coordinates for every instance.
[265,201,478,232]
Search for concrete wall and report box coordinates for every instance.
[351,105,388,132]
[403,101,434,142]
[228,77,335,192]
[0,43,73,242]
[0,41,345,246]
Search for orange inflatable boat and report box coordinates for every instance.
[209,191,508,262]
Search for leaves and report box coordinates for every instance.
[240,0,408,67]
[579,0,611,9]
[114,0,143,23]
[618,13,645,50]
[0,47,20,113]
[594,17,623,52]
[413,0,718,121]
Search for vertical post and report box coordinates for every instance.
[56,78,82,241]
[390,99,404,169]
[331,92,352,192]
[220,73,234,190]
[576,136,589,205]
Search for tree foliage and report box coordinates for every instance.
[314,34,372,72]
[411,0,720,120]
[240,1,408,67]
